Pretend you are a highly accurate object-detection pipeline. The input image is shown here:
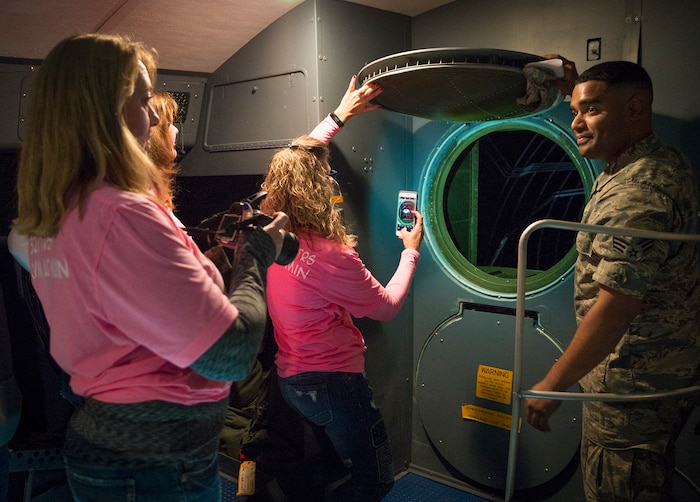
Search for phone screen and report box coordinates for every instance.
[396,191,418,235]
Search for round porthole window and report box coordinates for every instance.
[421,116,597,297]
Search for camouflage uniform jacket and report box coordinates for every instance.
[576,134,700,399]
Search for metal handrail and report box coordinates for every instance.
[505,219,700,501]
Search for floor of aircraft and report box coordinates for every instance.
[8,469,493,501]
[221,471,493,501]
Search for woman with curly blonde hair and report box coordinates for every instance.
[261,135,355,248]
[261,133,424,501]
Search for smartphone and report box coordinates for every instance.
[396,190,418,236]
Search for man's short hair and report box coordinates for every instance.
[576,61,653,99]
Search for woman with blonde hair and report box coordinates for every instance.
[260,135,423,501]
[13,33,287,501]
[10,92,184,266]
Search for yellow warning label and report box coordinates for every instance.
[462,404,520,431]
[475,364,512,405]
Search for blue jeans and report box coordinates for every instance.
[65,452,221,502]
[278,372,394,501]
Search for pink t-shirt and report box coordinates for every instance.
[266,231,420,377]
[28,184,238,405]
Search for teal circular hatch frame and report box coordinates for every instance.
[420,115,597,298]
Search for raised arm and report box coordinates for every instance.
[309,75,383,144]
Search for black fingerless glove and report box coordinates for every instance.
[232,226,277,273]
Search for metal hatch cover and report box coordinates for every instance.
[358,48,553,122]
[415,302,581,491]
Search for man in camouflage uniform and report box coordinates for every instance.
[524,59,700,500]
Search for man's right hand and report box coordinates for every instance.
[543,54,578,96]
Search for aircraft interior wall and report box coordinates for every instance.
[0,0,698,500]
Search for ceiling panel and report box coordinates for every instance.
[0,0,454,73]
[103,0,308,73]
[0,0,124,60]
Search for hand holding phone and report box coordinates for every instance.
[396,190,418,236]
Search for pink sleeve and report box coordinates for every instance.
[321,247,420,321]
[308,114,341,145]
[97,203,237,368]
[366,249,421,320]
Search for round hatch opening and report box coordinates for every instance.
[421,116,597,297]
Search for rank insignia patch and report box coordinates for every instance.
[612,236,653,261]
